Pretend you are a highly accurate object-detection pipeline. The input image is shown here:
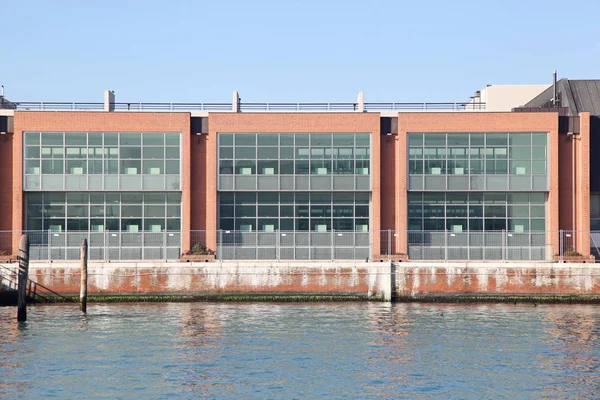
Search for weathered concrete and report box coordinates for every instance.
[4,261,600,302]
[3,261,391,301]
[395,262,600,296]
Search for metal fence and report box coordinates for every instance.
[1,229,598,262]
[217,230,371,260]
[0,230,181,261]
[9,101,487,112]
[407,230,550,261]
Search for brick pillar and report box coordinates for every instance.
[398,128,408,255]
[205,129,218,252]
[547,115,560,259]
[576,112,591,255]
[11,127,23,256]
[370,124,381,258]
[181,116,192,253]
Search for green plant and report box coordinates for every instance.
[185,243,215,256]
[0,250,10,256]
[563,248,583,257]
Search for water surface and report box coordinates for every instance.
[1,302,600,399]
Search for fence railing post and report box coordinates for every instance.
[218,229,223,261]
[387,229,391,261]
[47,229,51,262]
[276,229,280,261]
[330,229,334,260]
[163,229,167,261]
[501,229,506,262]
[444,229,448,261]
[559,229,564,262]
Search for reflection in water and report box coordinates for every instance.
[540,306,600,397]
[1,303,600,398]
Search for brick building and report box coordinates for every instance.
[0,82,593,261]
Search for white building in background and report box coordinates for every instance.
[467,84,550,111]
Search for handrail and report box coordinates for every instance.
[364,102,486,111]
[239,102,359,111]
[11,101,486,111]
[0,263,71,303]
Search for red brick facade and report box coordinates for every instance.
[394,111,562,255]
[206,113,382,255]
[4,109,591,259]
[11,111,191,254]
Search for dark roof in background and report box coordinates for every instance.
[0,96,17,110]
[523,79,600,116]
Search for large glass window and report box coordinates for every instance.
[24,132,180,176]
[218,133,370,176]
[26,192,181,232]
[218,192,369,232]
[408,132,548,176]
[408,192,545,232]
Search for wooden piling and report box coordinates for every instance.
[17,234,29,322]
[80,239,88,313]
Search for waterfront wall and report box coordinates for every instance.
[394,262,600,296]
[4,261,391,300]
[4,261,600,301]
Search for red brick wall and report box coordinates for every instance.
[12,111,191,254]
[558,134,574,230]
[205,113,382,256]
[576,112,591,254]
[396,112,560,255]
[0,133,13,253]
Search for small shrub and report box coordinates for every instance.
[184,243,215,256]
[563,248,583,257]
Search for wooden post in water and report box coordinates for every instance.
[80,239,88,313]
[17,234,30,322]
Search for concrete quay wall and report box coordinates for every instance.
[395,262,600,297]
[5,261,391,301]
[4,261,600,302]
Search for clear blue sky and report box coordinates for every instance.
[2,0,600,103]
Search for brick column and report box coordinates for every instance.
[576,112,591,255]
[370,119,381,258]
[11,128,23,256]
[180,116,192,253]
[398,128,408,255]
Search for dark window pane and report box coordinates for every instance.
[120,133,141,146]
[257,134,279,146]
[219,134,233,146]
[143,133,164,146]
[235,134,256,146]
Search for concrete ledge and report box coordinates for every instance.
[5,261,600,302]
[395,262,600,296]
[3,261,391,301]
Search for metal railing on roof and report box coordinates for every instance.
[13,102,233,111]
[364,102,486,111]
[11,101,486,111]
[114,102,232,111]
[239,102,359,111]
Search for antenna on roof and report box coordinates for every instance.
[552,71,558,108]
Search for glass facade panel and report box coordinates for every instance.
[408,192,545,232]
[408,132,548,179]
[25,192,180,232]
[218,192,370,231]
[24,132,181,190]
[218,133,370,177]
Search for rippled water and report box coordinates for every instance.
[1,302,600,399]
